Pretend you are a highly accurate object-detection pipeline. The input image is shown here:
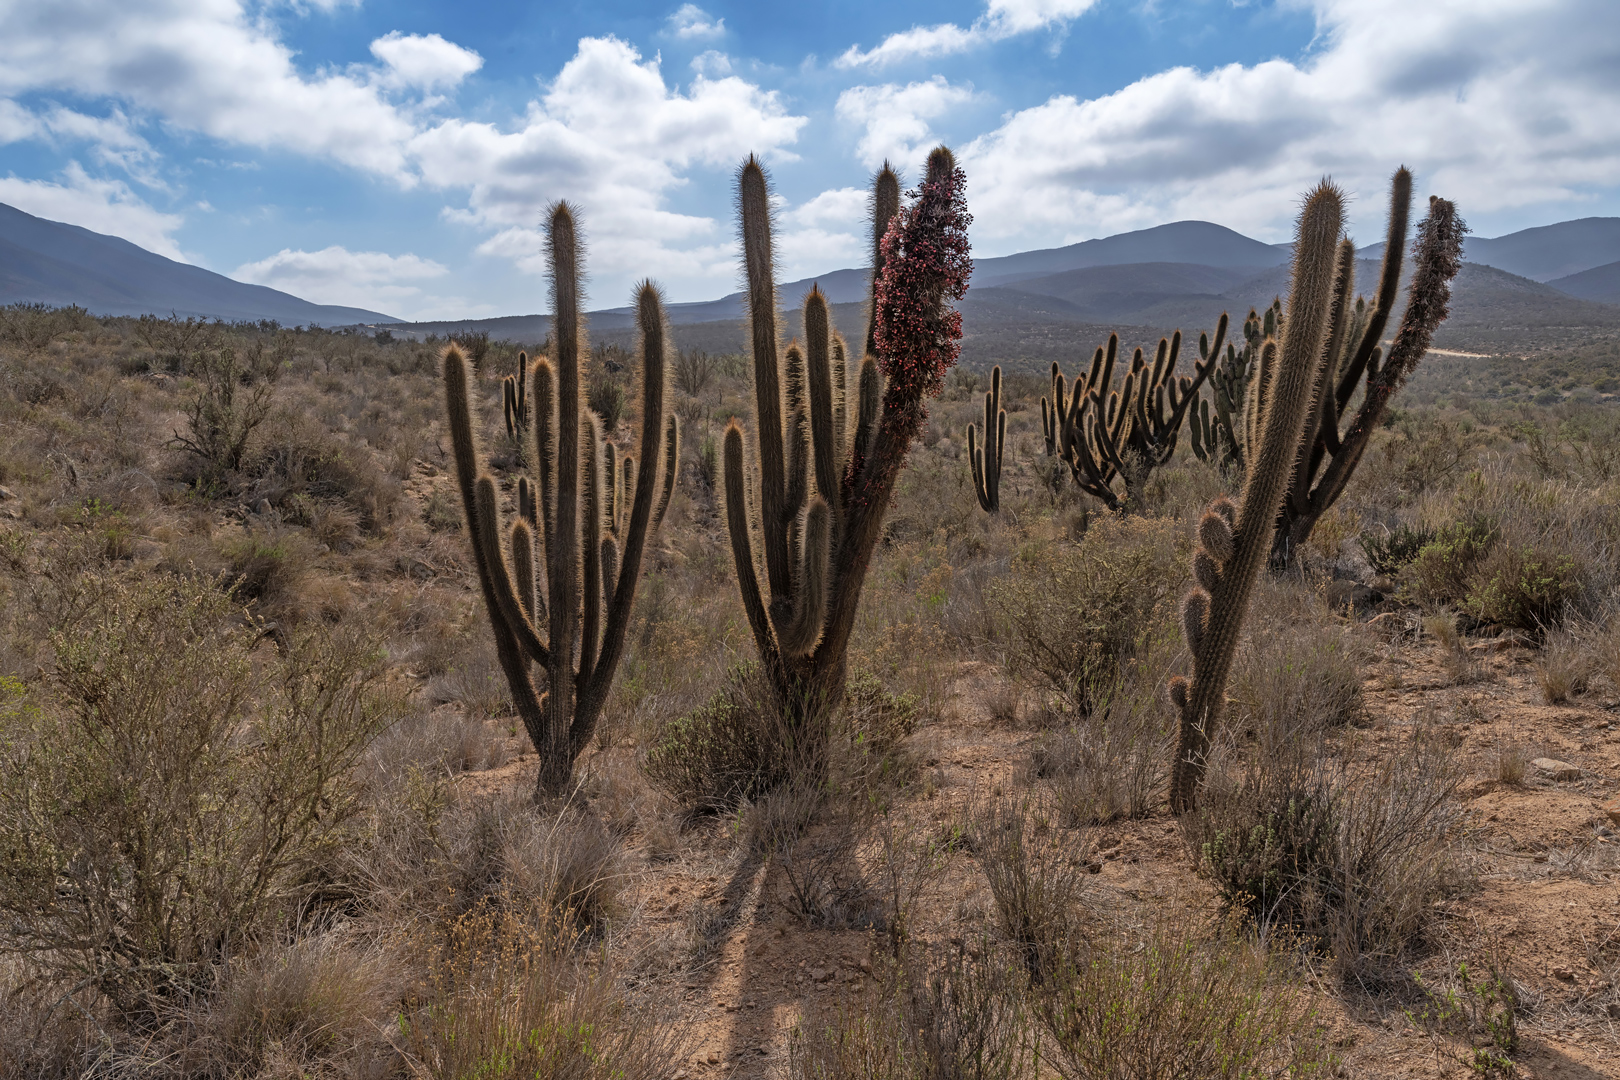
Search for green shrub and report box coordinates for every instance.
[989,516,1185,713]
[0,572,395,1011]
[1464,543,1582,631]
[1407,514,1499,608]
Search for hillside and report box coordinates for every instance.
[1550,259,1620,305]
[0,203,397,325]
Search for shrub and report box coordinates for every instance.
[788,943,1033,1080]
[990,515,1185,713]
[1359,522,1436,575]
[974,797,1091,985]
[1231,586,1365,733]
[588,370,626,430]
[1185,727,1464,982]
[0,573,395,1010]
[402,910,679,1080]
[1407,514,1499,609]
[168,345,274,478]
[1464,543,1582,631]
[1037,918,1333,1080]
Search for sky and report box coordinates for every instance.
[1,0,1618,321]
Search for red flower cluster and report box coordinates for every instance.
[873,164,972,405]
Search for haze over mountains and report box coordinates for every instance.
[4,201,1619,364]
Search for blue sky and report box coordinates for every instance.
[2,0,1618,320]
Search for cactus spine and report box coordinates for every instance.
[1168,182,1345,814]
[1268,170,1466,565]
[1041,317,1225,512]
[445,202,680,796]
[968,365,1005,513]
[724,149,971,745]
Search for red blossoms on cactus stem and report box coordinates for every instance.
[873,160,972,404]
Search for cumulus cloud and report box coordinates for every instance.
[233,246,448,312]
[0,162,184,258]
[370,32,483,92]
[413,36,805,300]
[960,0,1620,251]
[666,4,725,41]
[836,0,1097,68]
[836,77,974,169]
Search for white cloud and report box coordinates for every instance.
[666,4,725,41]
[233,245,448,313]
[836,0,1096,68]
[960,0,1620,251]
[370,31,482,92]
[412,36,805,301]
[690,49,732,77]
[784,187,867,229]
[0,162,184,258]
[836,77,974,169]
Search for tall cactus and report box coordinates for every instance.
[1168,182,1346,814]
[445,202,680,796]
[1267,170,1466,566]
[724,148,971,747]
[1040,318,1225,512]
[968,365,1005,513]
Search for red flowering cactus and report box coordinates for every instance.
[873,149,973,408]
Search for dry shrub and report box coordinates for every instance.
[989,515,1185,713]
[366,706,510,778]
[165,935,398,1078]
[1029,629,1178,826]
[1037,917,1333,1080]
[425,634,513,720]
[1536,628,1596,704]
[1232,581,1365,732]
[789,943,1033,1080]
[402,910,681,1080]
[1185,726,1465,983]
[218,526,317,616]
[974,797,1092,984]
[1492,744,1531,787]
[0,571,394,1010]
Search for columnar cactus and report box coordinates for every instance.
[968,365,1005,513]
[445,202,680,796]
[724,148,971,744]
[1041,317,1226,512]
[1269,170,1466,565]
[1168,182,1346,814]
[1189,303,1274,471]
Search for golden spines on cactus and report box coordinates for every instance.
[1168,183,1345,814]
[442,204,680,796]
[968,365,1005,513]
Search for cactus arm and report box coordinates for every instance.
[579,281,677,719]
[1288,239,1358,517]
[579,411,603,688]
[831,333,850,463]
[804,289,841,513]
[845,355,881,508]
[865,164,902,360]
[512,519,538,622]
[968,365,1004,513]
[777,497,830,658]
[723,422,777,665]
[1335,168,1411,414]
[654,415,679,532]
[533,357,556,567]
[547,206,583,740]
[1170,182,1345,814]
[471,475,556,667]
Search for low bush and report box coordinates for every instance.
[974,797,1091,985]
[1037,918,1333,1080]
[1359,522,1436,575]
[0,571,395,1011]
[989,515,1185,713]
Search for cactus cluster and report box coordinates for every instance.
[967,365,1005,513]
[1040,319,1225,512]
[1267,170,1467,565]
[724,147,971,742]
[1188,302,1275,471]
[1169,182,1346,814]
[445,202,680,796]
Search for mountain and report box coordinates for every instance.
[971,221,1288,288]
[0,202,398,325]
[1547,259,1620,305]
[1361,217,1620,284]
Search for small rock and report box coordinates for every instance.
[1602,797,1620,826]
[811,967,832,983]
[1606,1002,1620,1020]
[254,498,273,515]
[1553,967,1575,981]
[705,1053,720,1065]
[0,486,14,500]
[1532,758,1581,781]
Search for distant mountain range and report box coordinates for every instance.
[0,203,397,325]
[5,201,1619,354]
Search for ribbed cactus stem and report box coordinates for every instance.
[969,364,1005,513]
[1169,182,1345,814]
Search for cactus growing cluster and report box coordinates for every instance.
[1040,320,1226,512]
[1267,170,1467,565]
[445,202,680,796]
[1168,182,1346,814]
[723,147,971,748]
[968,365,1005,513]
[1188,303,1275,472]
